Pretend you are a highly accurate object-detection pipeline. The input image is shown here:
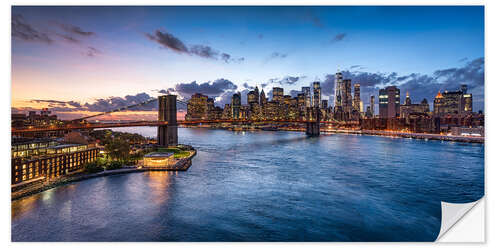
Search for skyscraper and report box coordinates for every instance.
[231,92,241,119]
[370,95,375,116]
[378,86,400,118]
[353,83,361,112]
[302,86,311,108]
[432,85,473,116]
[334,72,343,109]
[186,93,208,121]
[313,81,321,108]
[342,79,352,115]
[260,89,267,107]
[247,89,258,104]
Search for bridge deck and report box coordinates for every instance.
[12,119,358,134]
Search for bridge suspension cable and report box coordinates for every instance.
[71,97,188,121]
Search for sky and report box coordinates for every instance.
[11,6,484,120]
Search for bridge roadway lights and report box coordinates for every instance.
[158,95,178,146]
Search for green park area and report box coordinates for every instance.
[156,146,191,158]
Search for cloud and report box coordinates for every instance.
[85,47,102,57]
[350,65,364,70]
[146,29,244,63]
[289,90,302,98]
[12,15,102,58]
[12,14,52,44]
[221,53,244,63]
[157,88,175,95]
[267,75,305,86]
[146,30,190,54]
[58,34,80,44]
[58,23,95,36]
[303,10,323,28]
[331,33,347,43]
[175,78,238,99]
[190,45,219,59]
[267,52,287,61]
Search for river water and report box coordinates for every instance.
[11,127,484,241]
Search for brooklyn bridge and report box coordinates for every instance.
[11,95,358,142]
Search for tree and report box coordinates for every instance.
[104,138,130,161]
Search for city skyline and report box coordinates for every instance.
[12,6,484,120]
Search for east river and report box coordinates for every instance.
[11,127,484,241]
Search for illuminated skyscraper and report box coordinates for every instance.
[260,89,267,107]
[302,86,311,108]
[370,95,375,116]
[247,87,258,105]
[313,81,321,108]
[353,83,361,112]
[379,86,400,118]
[272,87,284,104]
[334,72,343,109]
[186,93,208,121]
[432,85,473,116]
[231,92,241,119]
[342,79,352,115]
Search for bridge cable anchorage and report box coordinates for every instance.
[69,98,188,122]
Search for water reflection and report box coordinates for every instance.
[11,128,484,242]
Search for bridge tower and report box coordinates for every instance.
[306,107,321,136]
[158,95,178,146]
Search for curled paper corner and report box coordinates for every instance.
[436,198,483,242]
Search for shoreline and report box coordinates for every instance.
[11,149,197,201]
[181,125,484,144]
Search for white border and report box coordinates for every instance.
[3,0,497,249]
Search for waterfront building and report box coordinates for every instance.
[222,104,232,119]
[265,100,281,120]
[142,152,174,168]
[353,83,361,112]
[302,86,311,108]
[11,140,99,185]
[313,81,321,108]
[433,85,473,116]
[379,86,400,118]
[231,92,241,119]
[399,92,430,118]
[11,113,27,128]
[185,93,208,121]
[249,102,262,120]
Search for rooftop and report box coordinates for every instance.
[144,152,174,158]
